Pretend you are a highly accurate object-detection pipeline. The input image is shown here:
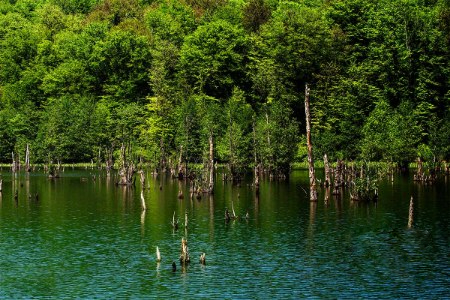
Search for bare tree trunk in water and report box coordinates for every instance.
[25,144,30,172]
[324,154,330,187]
[178,146,184,179]
[265,112,272,179]
[208,132,214,194]
[333,159,343,195]
[305,84,317,202]
[118,143,135,185]
[408,196,414,228]
[229,113,234,179]
[252,120,260,193]
[160,137,165,172]
[11,152,16,172]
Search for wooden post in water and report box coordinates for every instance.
[304,84,317,202]
[408,196,414,228]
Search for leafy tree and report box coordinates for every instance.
[360,100,421,165]
[87,0,143,26]
[35,96,96,162]
[252,2,332,102]
[255,100,299,175]
[242,0,271,33]
[179,19,250,100]
[145,0,196,47]
[217,87,253,176]
[90,29,152,102]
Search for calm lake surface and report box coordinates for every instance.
[0,168,449,299]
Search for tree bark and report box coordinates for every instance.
[305,84,317,202]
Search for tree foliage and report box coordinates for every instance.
[0,0,448,168]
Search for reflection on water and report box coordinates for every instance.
[0,169,449,298]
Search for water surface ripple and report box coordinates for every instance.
[0,170,448,298]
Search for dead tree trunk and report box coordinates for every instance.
[324,154,331,187]
[229,112,235,180]
[265,112,273,179]
[408,196,414,228]
[179,237,190,264]
[333,159,343,195]
[140,190,147,211]
[25,144,30,172]
[254,164,260,194]
[208,132,214,194]
[178,145,184,179]
[139,170,146,189]
[117,143,135,185]
[252,120,260,194]
[304,84,317,202]
[414,157,424,181]
[105,147,113,177]
[11,152,17,172]
[160,137,166,172]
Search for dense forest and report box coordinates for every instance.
[0,0,449,176]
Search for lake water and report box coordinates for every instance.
[0,168,449,299]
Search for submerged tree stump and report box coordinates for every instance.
[179,237,190,264]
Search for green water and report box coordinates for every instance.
[0,169,449,298]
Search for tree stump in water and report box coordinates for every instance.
[179,237,190,264]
